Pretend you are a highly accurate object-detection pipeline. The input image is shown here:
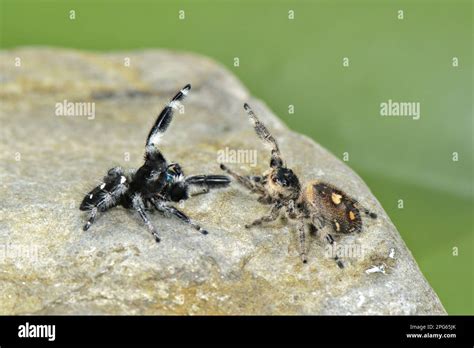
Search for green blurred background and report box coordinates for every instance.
[1,0,472,314]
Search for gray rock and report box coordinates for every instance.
[0,48,446,315]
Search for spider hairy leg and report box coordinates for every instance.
[146,84,191,148]
[323,230,344,269]
[133,195,161,242]
[151,198,208,235]
[220,163,265,194]
[83,207,98,231]
[185,175,231,196]
[360,207,378,219]
[243,103,283,168]
[297,221,308,263]
[245,202,282,228]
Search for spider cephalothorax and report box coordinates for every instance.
[221,103,377,267]
[80,84,230,242]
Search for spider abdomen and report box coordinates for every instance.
[80,175,128,212]
[304,180,363,234]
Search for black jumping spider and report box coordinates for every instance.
[80,84,230,242]
[220,103,377,267]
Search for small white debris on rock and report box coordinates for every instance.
[389,248,396,259]
[365,264,386,274]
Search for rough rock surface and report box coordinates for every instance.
[0,48,446,315]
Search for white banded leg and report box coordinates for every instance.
[297,221,307,264]
[133,195,160,242]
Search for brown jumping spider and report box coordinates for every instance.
[220,103,377,267]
